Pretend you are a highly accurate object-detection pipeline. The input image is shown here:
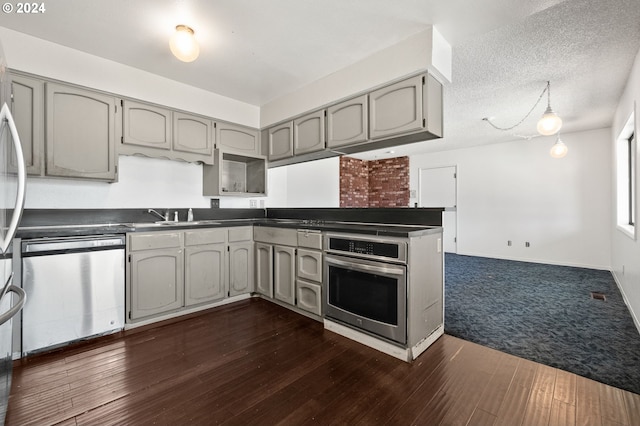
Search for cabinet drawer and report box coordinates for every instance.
[253,226,297,246]
[228,226,253,242]
[296,280,321,316]
[297,248,322,283]
[129,231,183,251]
[297,230,322,249]
[184,228,226,246]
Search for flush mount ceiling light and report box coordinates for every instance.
[549,134,568,158]
[483,81,565,157]
[169,25,200,62]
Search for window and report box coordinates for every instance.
[616,112,636,239]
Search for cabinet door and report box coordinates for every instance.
[294,110,325,155]
[274,245,296,305]
[327,94,368,148]
[296,248,322,283]
[130,248,184,319]
[255,243,273,298]
[216,122,260,156]
[10,74,44,175]
[45,83,117,180]
[122,100,172,150]
[184,244,226,306]
[369,74,424,140]
[229,242,254,296]
[268,121,293,160]
[296,279,322,316]
[173,111,213,156]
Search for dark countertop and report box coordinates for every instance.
[16,218,442,239]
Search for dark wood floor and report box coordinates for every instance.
[7,298,640,425]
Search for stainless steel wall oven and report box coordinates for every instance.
[324,233,408,345]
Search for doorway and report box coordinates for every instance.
[419,166,457,253]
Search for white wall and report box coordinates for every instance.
[410,128,612,269]
[0,26,264,210]
[268,157,339,207]
[611,46,640,329]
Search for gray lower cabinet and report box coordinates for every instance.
[296,280,322,316]
[296,248,322,283]
[267,121,294,160]
[293,110,325,155]
[45,82,118,181]
[295,230,322,316]
[128,227,254,322]
[255,242,273,298]
[128,231,185,320]
[10,73,44,175]
[326,94,368,148]
[184,243,226,306]
[229,242,254,296]
[273,245,296,305]
[216,121,260,156]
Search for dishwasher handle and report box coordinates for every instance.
[23,235,125,256]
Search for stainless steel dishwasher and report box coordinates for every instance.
[21,235,125,355]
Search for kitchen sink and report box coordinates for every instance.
[128,220,222,228]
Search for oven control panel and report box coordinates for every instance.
[328,237,402,261]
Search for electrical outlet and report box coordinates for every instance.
[525,242,530,247]
[507,240,512,246]
[410,189,417,198]
[249,199,257,208]
[210,199,220,208]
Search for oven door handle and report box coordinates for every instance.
[326,256,405,277]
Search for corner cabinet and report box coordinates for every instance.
[45,82,119,181]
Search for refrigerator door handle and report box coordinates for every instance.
[0,272,26,326]
[0,102,26,254]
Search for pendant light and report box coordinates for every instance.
[549,134,568,158]
[536,81,562,135]
[169,25,200,62]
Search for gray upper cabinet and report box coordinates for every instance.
[45,82,118,181]
[268,121,294,160]
[293,110,325,155]
[122,100,172,150]
[326,94,368,148]
[173,111,213,156]
[216,122,260,156]
[369,74,424,140]
[10,73,44,175]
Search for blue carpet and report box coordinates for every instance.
[444,253,640,395]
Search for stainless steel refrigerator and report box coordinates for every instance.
[0,37,27,423]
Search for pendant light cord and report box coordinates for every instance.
[483,81,550,131]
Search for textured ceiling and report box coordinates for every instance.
[1,0,640,156]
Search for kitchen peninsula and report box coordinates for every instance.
[15,207,444,361]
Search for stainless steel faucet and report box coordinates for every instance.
[147,208,168,221]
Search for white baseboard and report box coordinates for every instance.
[611,270,640,335]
